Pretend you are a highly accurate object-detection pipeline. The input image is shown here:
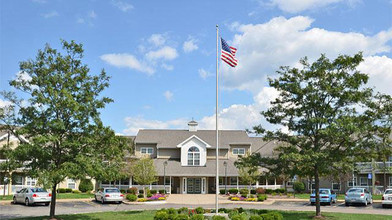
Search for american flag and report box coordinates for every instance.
[221,38,238,67]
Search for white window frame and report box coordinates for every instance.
[26,177,37,186]
[67,179,76,189]
[141,147,153,155]
[389,176,392,186]
[332,182,341,191]
[187,146,200,166]
[233,148,245,156]
[359,177,368,186]
[347,177,357,187]
[230,177,238,185]
[308,179,315,190]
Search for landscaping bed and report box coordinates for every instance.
[125,187,167,202]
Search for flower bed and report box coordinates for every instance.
[133,193,167,202]
[229,194,267,202]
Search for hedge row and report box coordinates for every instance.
[222,188,286,195]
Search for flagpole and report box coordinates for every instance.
[215,24,219,214]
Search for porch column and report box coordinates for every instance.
[129,177,132,188]
[169,176,172,194]
[256,181,259,188]
[266,177,268,188]
[274,178,277,189]
[236,176,239,190]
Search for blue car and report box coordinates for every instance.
[310,188,337,205]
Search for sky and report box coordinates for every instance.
[0,0,391,135]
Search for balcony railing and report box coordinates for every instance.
[355,162,392,173]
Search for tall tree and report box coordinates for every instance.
[255,53,373,217]
[235,154,260,198]
[0,40,129,219]
[132,157,157,198]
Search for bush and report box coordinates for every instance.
[271,192,276,196]
[274,188,286,194]
[127,187,138,194]
[168,208,177,214]
[138,194,144,198]
[257,195,267,202]
[195,207,204,214]
[219,189,226,194]
[256,188,265,194]
[228,188,238,194]
[174,214,188,220]
[159,189,166,194]
[190,214,204,220]
[147,193,153,198]
[120,189,126,194]
[293,181,305,193]
[218,208,228,213]
[269,212,283,220]
[212,215,226,220]
[177,207,188,214]
[72,190,81,194]
[65,188,72,193]
[154,211,169,220]
[250,189,256,194]
[139,189,144,194]
[57,188,67,193]
[239,188,249,195]
[231,213,248,220]
[249,216,262,220]
[150,189,157,194]
[265,189,273,194]
[78,179,93,193]
[126,194,137,201]
[287,193,293,198]
[240,194,247,198]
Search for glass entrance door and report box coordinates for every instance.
[187,178,201,194]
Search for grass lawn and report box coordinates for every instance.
[1,193,94,201]
[12,210,392,220]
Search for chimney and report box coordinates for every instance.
[188,120,198,132]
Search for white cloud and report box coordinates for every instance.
[222,16,392,93]
[123,116,188,135]
[268,0,358,13]
[183,37,198,53]
[198,68,212,80]
[161,63,174,71]
[163,90,173,102]
[148,34,167,47]
[100,53,155,75]
[111,0,134,12]
[146,46,178,61]
[42,11,59,19]
[358,56,392,95]
[88,10,97,19]
[0,99,12,108]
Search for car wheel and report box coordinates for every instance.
[25,198,30,206]
[13,197,17,204]
[329,200,332,206]
[345,202,350,206]
[45,202,50,206]
[311,202,315,205]
[369,198,373,204]
[364,199,368,206]
[94,195,97,202]
[382,204,386,208]
[101,197,105,204]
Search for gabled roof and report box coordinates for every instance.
[176,135,211,148]
[135,129,252,149]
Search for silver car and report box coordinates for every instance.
[382,189,392,208]
[13,188,51,206]
[94,187,124,204]
[345,188,372,206]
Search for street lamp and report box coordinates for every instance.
[223,161,227,194]
[163,161,168,194]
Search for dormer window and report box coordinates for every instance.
[188,146,200,166]
[141,147,153,155]
[233,148,245,155]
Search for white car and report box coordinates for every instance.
[13,188,51,206]
[94,187,124,204]
[382,189,392,208]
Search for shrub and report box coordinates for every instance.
[240,194,247,198]
[287,193,293,198]
[168,208,177,214]
[126,194,137,201]
[257,195,267,202]
[147,193,153,198]
[65,188,73,193]
[190,214,204,220]
[138,194,144,198]
[249,215,262,220]
[177,207,188,214]
[265,189,273,194]
[159,189,166,194]
[218,208,228,213]
[150,189,157,194]
[293,181,305,193]
[120,189,126,194]
[57,188,66,193]
[271,192,276,196]
[127,187,138,194]
[195,207,204,214]
[269,212,283,220]
[138,198,148,202]
[239,188,249,195]
[228,188,238,194]
[212,216,226,220]
[78,179,93,193]
[139,189,144,194]
[256,187,265,194]
[168,214,178,220]
[154,211,169,220]
[175,214,188,220]
[220,189,226,194]
[72,190,81,194]
[250,189,256,194]
[231,213,248,220]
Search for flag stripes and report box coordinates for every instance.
[221,38,238,67]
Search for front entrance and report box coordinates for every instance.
[187,178,201,194]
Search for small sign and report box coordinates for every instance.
[368,173,372,179]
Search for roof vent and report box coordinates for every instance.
[188,120,198,132]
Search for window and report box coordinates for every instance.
[347,177,357,187]
[67,179,76,189]
[233,148,245,155]
[389,176,392,186]
[332,182,340,191]
[187,146,200,166]
[230,177,238,185]
[26,177,37,186]
[12,174,23,185]
[360,177,368,186]
[141,147,153,155]
[308,179,315,190]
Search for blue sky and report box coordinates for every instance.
[1,0,391,135]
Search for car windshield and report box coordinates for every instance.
[385,190,392,194]
[105,189,120,193]
[319,190,329,194]
[31,188,47,193]
[348,189,363,193]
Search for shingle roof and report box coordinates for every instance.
[135,129,251,149]
[249,137,278,157]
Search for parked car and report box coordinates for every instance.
[13,188,51,206]
[94,187,124,204]
[310,188,337,205]
[382,189,392,208]
[345,188,372,206]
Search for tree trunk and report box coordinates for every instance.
[49,183,57,219]
[315,168,321,217]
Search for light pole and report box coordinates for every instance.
[163,161,168,194]
[223,161,227,194]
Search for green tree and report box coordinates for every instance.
[255,53,373,217]
[235,154,260,198]
[0,40,130,218]
[132,157,157,198]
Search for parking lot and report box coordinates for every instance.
[0,199,391,219]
